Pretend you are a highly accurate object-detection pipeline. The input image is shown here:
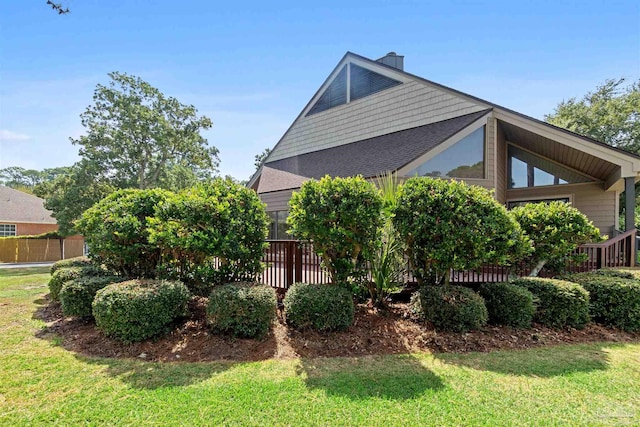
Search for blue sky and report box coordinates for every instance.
[1,0,638,181]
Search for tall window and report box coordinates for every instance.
[268,211,290,240]
[406,126,485,179]
[0,224,16,237]
[508,145,593,188]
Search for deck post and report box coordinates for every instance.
[625,177,636,265]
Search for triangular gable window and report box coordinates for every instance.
[307,63,403,116]
[350,63,402,101]
[307,66,347,115]
[508,145,595,188]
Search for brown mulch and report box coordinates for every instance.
[34,297,640,363]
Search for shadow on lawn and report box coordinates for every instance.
[298,354,444,400]
[433,344,613,377]
[80,356,235,389]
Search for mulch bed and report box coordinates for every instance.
[34,297,640,363]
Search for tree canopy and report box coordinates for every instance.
[545,78,640,153]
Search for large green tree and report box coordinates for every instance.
[74,71,218,190]
[0,166,70,193]
[545,78,640,153]
[37,72,219,234]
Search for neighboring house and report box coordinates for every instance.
[249,51,640,239]
[0,186,58,236]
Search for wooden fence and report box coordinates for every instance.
[0,238,85,263]
[261,230,637,289]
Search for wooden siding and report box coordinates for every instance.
[259,189,296,212]
[269,80,487,162]
[495,120,507,203]
[506,182,616,235]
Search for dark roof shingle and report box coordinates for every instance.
[264,109,490,180]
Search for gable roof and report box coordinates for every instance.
[257,166,309,193]
[0,186,57,224]
[264,109,490,181]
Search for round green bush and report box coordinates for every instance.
[415,285,488,332]
[592,269,636,280]
[206,283,276,339]
[60,276,125,318]
[92,280,190,343]
[512,277,590,329]
[478,282,536,328]
[48,265,109,301]
[283,283,355,331]
[50,256,93,274]
[564,272,640,332]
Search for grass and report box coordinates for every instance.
[1,268,639,426]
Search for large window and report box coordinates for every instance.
[508,145,593,188]
[307,63,403,116]
[0,224,16,237]
[406,126,485,179]
[267,211,290,240]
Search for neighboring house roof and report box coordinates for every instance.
[257,166,309,193]
[0,186,57,224]
[265,109,490,180]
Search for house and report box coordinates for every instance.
[0,185,58,236]
[249,52,640,240]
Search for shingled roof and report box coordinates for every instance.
[0,186,57,224]
[263,109,490,181]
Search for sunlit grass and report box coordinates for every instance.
[1,268,639,426]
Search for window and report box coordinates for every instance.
[406,126,485,179]
[508,145,593,188]
[350,64,402,101]
[307,66,347,115]
[507,197,570,209]
[0,224,16,237]
[267,211,290,240]
[306,63,403,116]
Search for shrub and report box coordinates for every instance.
[48,265,109,301]
[594,269,637,280]
[478,282,536,328]
[92,280,190,342]
[287,175,383,284]
[149,178,269,296]
[414,285,488,332]
[393,177,530,286]
[50,256,92,274]
[512,277,590,328]
[206,283,276,339]
[563,272,640,332]
[76,188,172,278]
[510,202,601,276]
[283,283,354,331]
[60,276,125,318]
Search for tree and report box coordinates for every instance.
[0,166,70,192]
[545,78,640,153]
[35,162,115,235]
[254,148,272,171]
[510,201,602,277]
[287,175,383,284]
[73,71,218,190]
[393,177,531,287]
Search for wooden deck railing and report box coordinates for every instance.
[260,230,637,289]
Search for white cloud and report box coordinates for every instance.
[0,129,30,142]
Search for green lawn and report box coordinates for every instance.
[1,268,639,426]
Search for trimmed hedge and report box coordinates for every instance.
[206,283,276,339]
[593,269,637,280]
[512,277,590,329]
[92,280,190,342]
[48,265,108,301]
[479,282,536,328]
[414,285,488,332]
[564,272,640,332]
[50,256,93,274]
[60,276,125,318]
[283,283,354,331]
